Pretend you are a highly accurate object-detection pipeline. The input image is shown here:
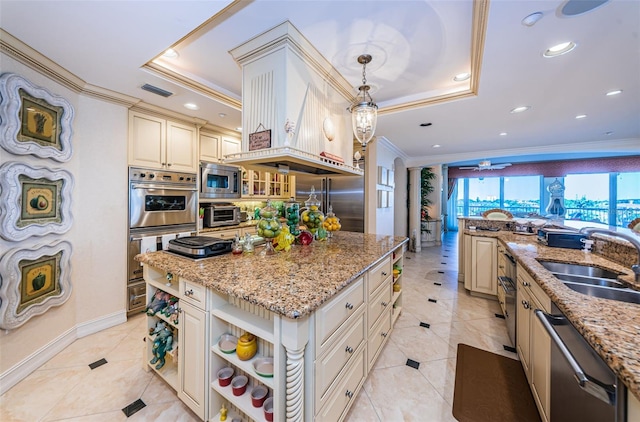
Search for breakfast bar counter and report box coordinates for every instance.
[136,231,408,421]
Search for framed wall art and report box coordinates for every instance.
[0,240,73,330]
[0,72,74,162]
[0,161,74,241]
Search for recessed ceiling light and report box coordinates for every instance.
[420,122,432,127]
[606,89,622,96]
[432,144,441,148]
[575,114,587,119]
[218,113,227,118]
[184,103,199,110]
[543,41,577,57]
[522,12,544,27]
[235,127,242,132]
[510,106,531,113]
[453,73,471,82]
[163,48,179,59]
[605,131,614,136]
[499,132,508,136]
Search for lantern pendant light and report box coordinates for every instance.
[348,54,378,152]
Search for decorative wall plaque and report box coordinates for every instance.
[0,73,74,161]
[0,161,74,241]
[0,241,73,330]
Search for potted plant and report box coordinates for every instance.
[420,167,437,234]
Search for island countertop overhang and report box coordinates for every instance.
[135,231,408,319]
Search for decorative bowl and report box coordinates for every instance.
[264,397,274,421]
[253,357,274,377]
[231,375,248,396]
[217,367,234,387]
[251,385,268,407]
[218,333,238,354]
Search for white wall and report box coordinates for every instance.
[0,51,128,390]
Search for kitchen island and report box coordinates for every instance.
[136,231,408,421]
[457,217,640,421]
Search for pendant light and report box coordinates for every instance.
[348,54,378,152]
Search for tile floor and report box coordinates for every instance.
[0,232,515,421]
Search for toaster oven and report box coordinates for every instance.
[202,204,241,228]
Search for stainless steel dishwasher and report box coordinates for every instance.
[535,304,626,421]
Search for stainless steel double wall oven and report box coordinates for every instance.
[127,167,197,315]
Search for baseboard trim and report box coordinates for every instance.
[0,310,127,395]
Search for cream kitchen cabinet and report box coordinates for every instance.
[199,130,241,163]
[241,169,293,199]
[468,236,498,296]
[516,264,551,422]
[128,111,198,172]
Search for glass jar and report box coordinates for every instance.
[301,186,324,236]
[285,197,300,236]
[257,199,281,255]
[322,205,341,238]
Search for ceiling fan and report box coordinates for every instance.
[459,160,512,171]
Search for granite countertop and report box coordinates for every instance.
[136,231,408,320]
[465,229,640,400]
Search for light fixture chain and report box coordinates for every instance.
[362,61,367,85]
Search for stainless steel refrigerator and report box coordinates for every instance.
[295,175,364,232]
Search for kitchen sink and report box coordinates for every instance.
[537,261,620,280]
[562,282,640,305]
[537,260,640,304]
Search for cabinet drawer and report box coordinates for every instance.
[368,256,392,295]
[316,349,366,422]
[368,310,392,367]
[368,281,392,331]
[316,313,365,405]
[519,270,551,313]
[201,228,239,239]
[180,279,207,310]
[315,278,365,348]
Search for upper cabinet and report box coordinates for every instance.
[241,170,293,199]
[200,130,241,163]
[128,111,198,172]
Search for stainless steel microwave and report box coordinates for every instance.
[200,162,241,199]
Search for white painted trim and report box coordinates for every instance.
[0,309,127,395]
[76,310,127,338]
[0,326,75,395]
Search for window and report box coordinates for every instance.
[468,177,499,216]
[504,176,541,216]
[617,172,640,227]
[564,173,608,224]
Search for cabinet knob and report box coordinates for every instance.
[161,162,166,166]
[345,390,353,399]
[345,346,354,354]
[381,301,388,307]
[521,300,530,309]
[185,289,194,296]
[499,265,505,269]
[345,302,354,310]
[382,271,388,276]
[167,163,172,167]
[522,281,530,287]
[381,332,388,338]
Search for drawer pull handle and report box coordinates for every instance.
[177,307,182,313]
[345,346,354,354]
[521,300,530,309]
[382,271,388,276]
[381,332,388,338]
[345,302,354,310]
[184,289,194,296]
[345,390,353,399]
[381,301,388,307]
[522,281,530,287]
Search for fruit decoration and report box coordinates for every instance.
[285,197,301,236]
[322,205,342,238]
[257,199,281,256]
[273,225,295,252]
[298,230,314,246]
[301,186,324,236]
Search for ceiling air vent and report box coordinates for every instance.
[141,84,173,97]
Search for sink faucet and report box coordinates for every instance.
[578,227,640,282]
